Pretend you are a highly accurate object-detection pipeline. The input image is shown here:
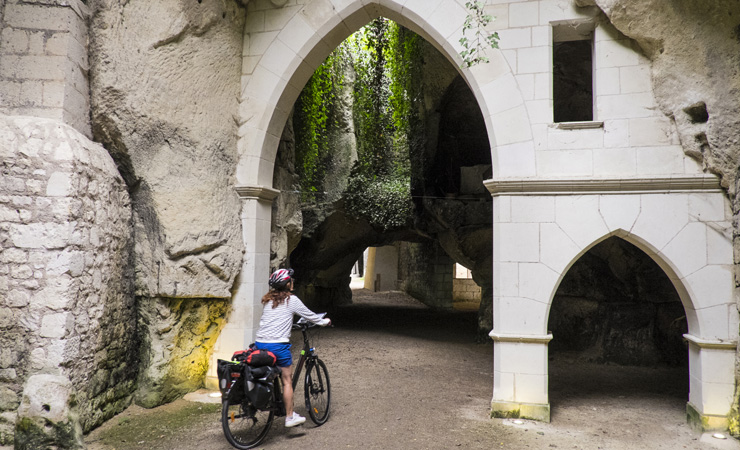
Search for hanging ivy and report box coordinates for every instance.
[294,18,422,230]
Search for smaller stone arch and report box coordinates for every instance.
[543,228,698,339]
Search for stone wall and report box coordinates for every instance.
[0,0,91,137]
[399,241,454,309]
[0,116,135,445]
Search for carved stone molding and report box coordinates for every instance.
[484,175,723,196]
[235,185,280,202]
[489,331,554,344]
[683,334,737,350]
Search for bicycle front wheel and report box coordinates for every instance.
[304,358,331,425]
[221,397,274,449]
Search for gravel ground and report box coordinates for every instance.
[84,289,740,450]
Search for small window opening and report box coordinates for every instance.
[454,263,473,279]
[552,22,594,123]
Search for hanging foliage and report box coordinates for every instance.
[294,18,422,230]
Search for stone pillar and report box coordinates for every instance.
[684,335,737,431]
[206,185,278,389]
[490,333,553,422]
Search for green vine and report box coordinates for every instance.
[294,18,422,230]
[459,1,500,68]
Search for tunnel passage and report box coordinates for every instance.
[273,18,493,336]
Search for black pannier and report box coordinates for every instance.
[245,365,281,409]
[217,359,245,402]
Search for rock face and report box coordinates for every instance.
[88,0,246,299]
[0,117,135,443]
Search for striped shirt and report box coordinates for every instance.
[255,295,329,343]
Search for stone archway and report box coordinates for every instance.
[209,0,528,385]
[487,182,735,429]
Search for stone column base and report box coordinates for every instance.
[491,401,551,422]
[686,402,729,432]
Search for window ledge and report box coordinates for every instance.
[552,121,604,130]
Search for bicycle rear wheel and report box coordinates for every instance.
[304,358,331,425]
[221,396,274,449]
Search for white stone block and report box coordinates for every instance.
[266,6,301,31]
[684,265,733,312]
[597,93,655,120]
[502,49,517,71]
[428,0,467,41]
[526,99,551,124]
[697,380,735,416]
[246,31,279,57]
[531,123,548,150]
[494,296,548,335]
[603,119,628,148]
[620,64,651,94]
[497,28,532,50]
[491,105,533,147]
[403,0,443,22]
[598,195,641,233]
[497,222,539,262]
[595,38,640,69]
[537,149,592,177]
[511,196,555,223]
[467,50,512,88]
[531,26,550,47]
[518,262,559,304]
[688,193,727,223]
[481,73,524,116]
[595,67,620,96]
[493,368,516,402]
[484,4,509,31]
[517,46,550,74]
[629,117,673,147]
[242,67,284,105]
[659,222,707,278]
[495,262,519,297]
[632,193,689,251]
[516,74,535,101]
[299,0,338,33]
[494,140,536,177]
[555,195,609,249]
[706,226,732,266]
[496,341,549,374]
[693,347,736,385]
[509,1,538,28]
[258,38,298,80]
[493,195,512,223]
[546,126,603,150]
[540,223,581,273]
[277,13,320,58]
[514,373,548,404]
[534,73,550,100]
[593,148,636,176]
[635,146,685,175]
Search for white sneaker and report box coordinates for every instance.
[285,412,306,428]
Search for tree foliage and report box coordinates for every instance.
[459,1,500,68]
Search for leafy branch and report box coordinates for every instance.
[459,1,500,68]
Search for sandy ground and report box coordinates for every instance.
[82,288,740,450]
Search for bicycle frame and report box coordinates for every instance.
[271,322,320,416]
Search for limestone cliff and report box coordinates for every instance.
[88,0,246,299]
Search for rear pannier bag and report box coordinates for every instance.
[216,359,245,401]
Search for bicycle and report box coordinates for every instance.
[221,316,332,449]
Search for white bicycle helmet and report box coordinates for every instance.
[269,268,294,289]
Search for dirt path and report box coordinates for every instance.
[85,289,740,450]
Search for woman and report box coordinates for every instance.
[254,268,331,428]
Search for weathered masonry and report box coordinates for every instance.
[0,0,738,447]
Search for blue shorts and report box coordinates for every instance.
[254,342,293,367]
